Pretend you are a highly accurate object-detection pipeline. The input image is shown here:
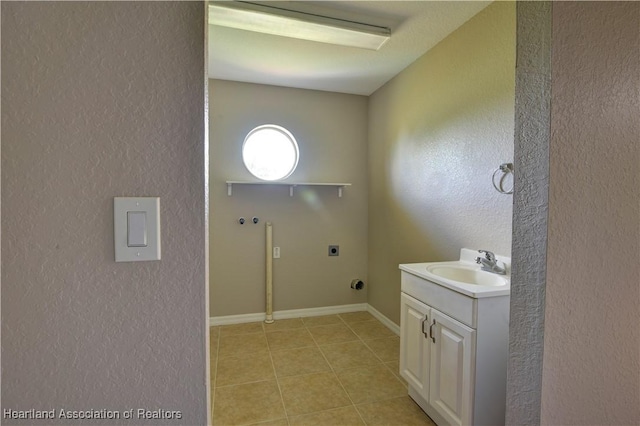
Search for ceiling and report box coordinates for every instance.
[208,1,491,96]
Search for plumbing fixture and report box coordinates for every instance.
[265,222,274,324]
[350,279,364,290]
[475,249,507,275]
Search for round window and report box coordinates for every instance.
[242,125,299,181]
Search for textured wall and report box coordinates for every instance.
[1,2,208,424]
[367,2,515,324]
[541,2,640,424]
[209,80,368,317]
[505,2,551,425]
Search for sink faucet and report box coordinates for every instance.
[475,250,507,275]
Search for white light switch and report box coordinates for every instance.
[127,211,147,247]
[114,197,160,262]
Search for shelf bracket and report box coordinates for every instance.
[338,186,344,198]
[289,186,294,197]
[227,182,233,196]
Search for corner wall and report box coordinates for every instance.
[541,2,640,423]
[505,2,551,424]
[367,2,516,324]
[1,2,207,422]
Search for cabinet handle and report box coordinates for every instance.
[421,317,429,338]
[429,319,436,343]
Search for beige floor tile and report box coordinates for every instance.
[307,323,358,346]
[211,326,220,340]
[218,332,269,359]
[336,365,407,404]
[289,406,365,426]
[348,320,395,340]
[210,382,215,421]
[210,314,432,425]
[216,352,275,387]
[320,341,381,371]
[211,350,218,366]
[302,315,342,328]
[213,380,285,425]
[220,322,264,336]
[211,356,218,385]
[339,311,375,324]
[264,318,304,332]
[363,336,400,362]
[210,327,220,353]
[279,372,351,417]
[246,419,290,426]
[385,360,408,387]
[266,328,315,352]
[210,328,219,382]
[356,396,436,426]
[271,346,331,378]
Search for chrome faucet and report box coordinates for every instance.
[475,250,507,275]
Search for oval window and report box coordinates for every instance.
[242,125,299,181]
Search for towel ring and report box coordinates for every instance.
[492,163,514,194]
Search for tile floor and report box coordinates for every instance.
[210,311,436,426]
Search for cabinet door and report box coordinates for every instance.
[400,292,430,401]
[429,309,476,426]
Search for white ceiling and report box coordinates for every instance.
[208,1,491,96]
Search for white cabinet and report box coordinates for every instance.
[429,308,475,426]
[400,292,476,426]
[400,270,509,426]
[400,293,430,401]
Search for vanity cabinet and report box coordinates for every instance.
[400,293,431,400]
[400,292,475,426]
[399,269,510,426]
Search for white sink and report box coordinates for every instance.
[399,248,511,298]
[425,264,508,287]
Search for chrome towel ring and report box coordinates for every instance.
[492,163,514,194]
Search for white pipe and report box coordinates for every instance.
[265,222,274,324]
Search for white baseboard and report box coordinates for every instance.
[209,303,367,326]
[210,303,399,336]
[209,312,267,326]
[366,304,400,335]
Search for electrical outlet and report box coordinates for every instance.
[273,247,280,259]
[328,245,339,256]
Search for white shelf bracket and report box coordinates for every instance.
[227,183,233,196]
[338,186,344,198]
[289,185,294,197]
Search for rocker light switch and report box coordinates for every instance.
[127,211,147,247]
[114,197,160,262]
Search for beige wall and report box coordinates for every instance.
[209,80,368,316]
[1,2,207,423]
[541,2,640,424]
[367,2,516,324]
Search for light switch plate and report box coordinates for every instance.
[114,197,161,262]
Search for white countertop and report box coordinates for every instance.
[399,248,511,298]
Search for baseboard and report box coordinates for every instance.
[209,303,368,326]
[366,304,400,336]
[210,303,400,335]
[209,312,267,326]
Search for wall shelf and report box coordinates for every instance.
[225,181,352,197]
